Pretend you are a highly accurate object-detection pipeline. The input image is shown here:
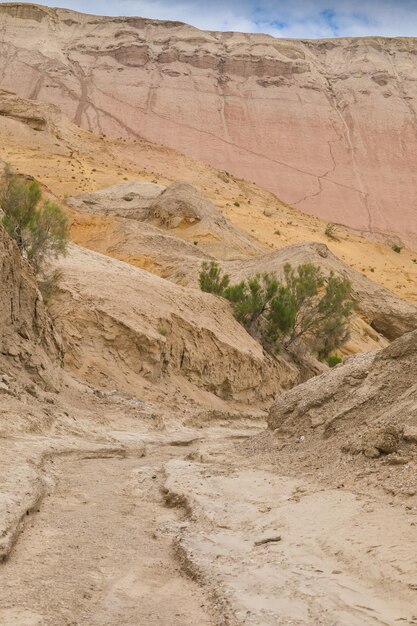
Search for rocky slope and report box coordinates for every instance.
[266,329,417,497]
[68,180,264,260]
[0,224,62,389]
[0,224,64,558]
[50,244,297,404]
[2,89,417,304]
[66,182,417,350]
[1,3,417,246]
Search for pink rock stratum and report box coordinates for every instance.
[1,3,417,246]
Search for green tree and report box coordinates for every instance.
[223,273,279,330]
[198,260,353,359]
[0,170,68,275]
[263,283,297,343]
[0,172,41,252]
[281,264,353,356]
[26,200,68,274]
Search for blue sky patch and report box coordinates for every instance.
[1,0,416,38]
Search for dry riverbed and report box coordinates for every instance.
[0,416,416,626]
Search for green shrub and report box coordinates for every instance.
[326,354,343,368]
[199,260,230,295]
[233,201,240,207]
[325,223,338,240]
[223,273,279,330]
[392,243,403,254]
[156,325,168,337]
[0,169,68,275]
[199,261,353,358]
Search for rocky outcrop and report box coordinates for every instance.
[0,89,79,142]
[1,4,417,246]
[51,244,298,403]
[68,181,165,222]
[268,329,417,468]
[148,181,228,229]
[0,225,62,387]
[148,181,263,257]
[67,207,210,282]
[68,180,264,259]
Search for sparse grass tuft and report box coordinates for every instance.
[157,325,168,337]
[326,354,343,368]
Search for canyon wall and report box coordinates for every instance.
[1,3,417,246]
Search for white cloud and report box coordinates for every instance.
[3,0,417,38]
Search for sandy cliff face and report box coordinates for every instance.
[269,329,417,437]
[0,224,62,387]
[1,3,417,246]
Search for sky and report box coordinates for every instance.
[3,0,417,38]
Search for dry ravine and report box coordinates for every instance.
[0,5,417,623]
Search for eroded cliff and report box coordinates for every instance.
[1,3,417,245]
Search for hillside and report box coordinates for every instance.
[1,89,417,305]
[51,243,297,403]
[1,3,417,246]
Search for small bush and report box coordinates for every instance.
[0,169,68,275]
[392,243,403,254]
[326,354,343,368]
[233,201,240,207]
[223,273,280,332]
[325,223,337,240]
[157,325,168,337]
[199,261,230,295]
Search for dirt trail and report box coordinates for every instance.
[0,446,214,626]
[0,424,416,626]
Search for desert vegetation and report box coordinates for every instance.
[325,354,343,367]
[0,168,68,297]
[325,222,338,240]
[199,260,354,359]
[392,242,403,254]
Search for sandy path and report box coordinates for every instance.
[1,427,416,626]
[165,442,417,626]
[0,446,214,626]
